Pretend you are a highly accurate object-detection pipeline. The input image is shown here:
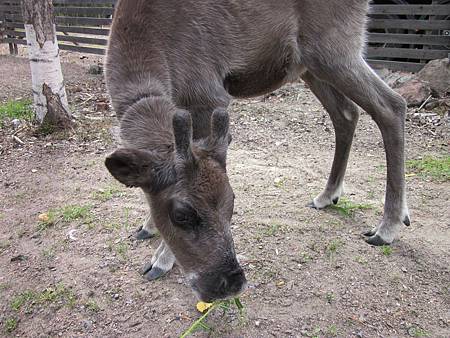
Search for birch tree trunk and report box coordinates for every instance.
[22,0,71,128]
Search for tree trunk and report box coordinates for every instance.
[22,0,71,129]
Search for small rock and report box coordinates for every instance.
[96,102,109,112]
[255,320,261,327]
[394,79,432,107]
[88,64,103,75]
[31,169,38,173]
[113,293,120,300]
[11,254,27,262]
[276,280,285,287]
[11,119,21,129]
[82,319,93,330]
[38,213,49,223]
[383,71,415,89]
[417,58,450,97]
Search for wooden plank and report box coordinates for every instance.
[1,22,24,29]
[368,59,424,73]
[59,43,105,55]
[57,34,108,45]
[1,37,26,45]
[370,5,450,15]
[0,1,20,4]
[1,22,111,35]
[53,0,116,4]
[54,6,114,16]
[4,22,109,36]
[55,16,112,26]
[4,29,25,37]
[0,5,21,13]
[368,19,450,31]
[367,47,449,60]
[57,25,110,36]
[1,37,106,55]
[2,14,112,26]
[368,33,450,46]
[4,29,108,45]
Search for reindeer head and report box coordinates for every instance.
[105,100,246,301]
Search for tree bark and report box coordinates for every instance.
[22,0,71,128]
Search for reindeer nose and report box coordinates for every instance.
[224,267,246,294]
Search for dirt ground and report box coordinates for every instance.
[0,47,449,338]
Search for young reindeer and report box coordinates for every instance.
[105,0,410,301]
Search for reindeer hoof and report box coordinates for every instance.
[363,228,377,237]
[365,234,390,246]
[332,197,339,205]
[141,262,167,280]
[403,216,411,227]
[144,267,166,281]
[307,201,319,209]
[134,226,156,240]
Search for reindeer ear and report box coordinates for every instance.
[209,108,231,166]
[172,109,194,162]
[105,148,176,192]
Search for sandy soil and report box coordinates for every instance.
[0,48,449,338]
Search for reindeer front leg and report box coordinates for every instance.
[134,192,159,240]
[141,240,176,280]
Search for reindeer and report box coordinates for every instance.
[104,0,410,302]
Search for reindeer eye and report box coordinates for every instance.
[169,199,201,229]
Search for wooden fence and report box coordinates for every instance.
[1,0,449,73]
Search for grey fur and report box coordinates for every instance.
[105,0,409,301]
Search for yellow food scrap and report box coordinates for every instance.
[38,213,49,223]
[196,301,213,313]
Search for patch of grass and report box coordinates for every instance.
[37,210,57,231]
[10,283,76,312]
[85,299,100,313]
[408,326,429,337]
[61,205,92,222]
[367,190,376,199]
[327,325,338,336]
[273,177,286,188]
[305,327,322,338]
[330,197,373,217]
[0,283,11,291]
[11,291,36,311]
[41,247,55,260]
[108,239,129,261]
[0,239,10,252]
[380,245,393,256]
[0,99,33,122]
[263,223,280,236]
[4,317,18,333]
[257,222,290,238]
[407,156,450,181]
[326,292,335,304]
[104,222,122,232]
[123,207,131,231]
[37,204,93,232]
[181,298,244,337]
[326,239,343,259]
[92,185,124,202]
[375,164,385,173]
[298,252,313,264]
[355,256,368,265]
[367,175,376,183]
